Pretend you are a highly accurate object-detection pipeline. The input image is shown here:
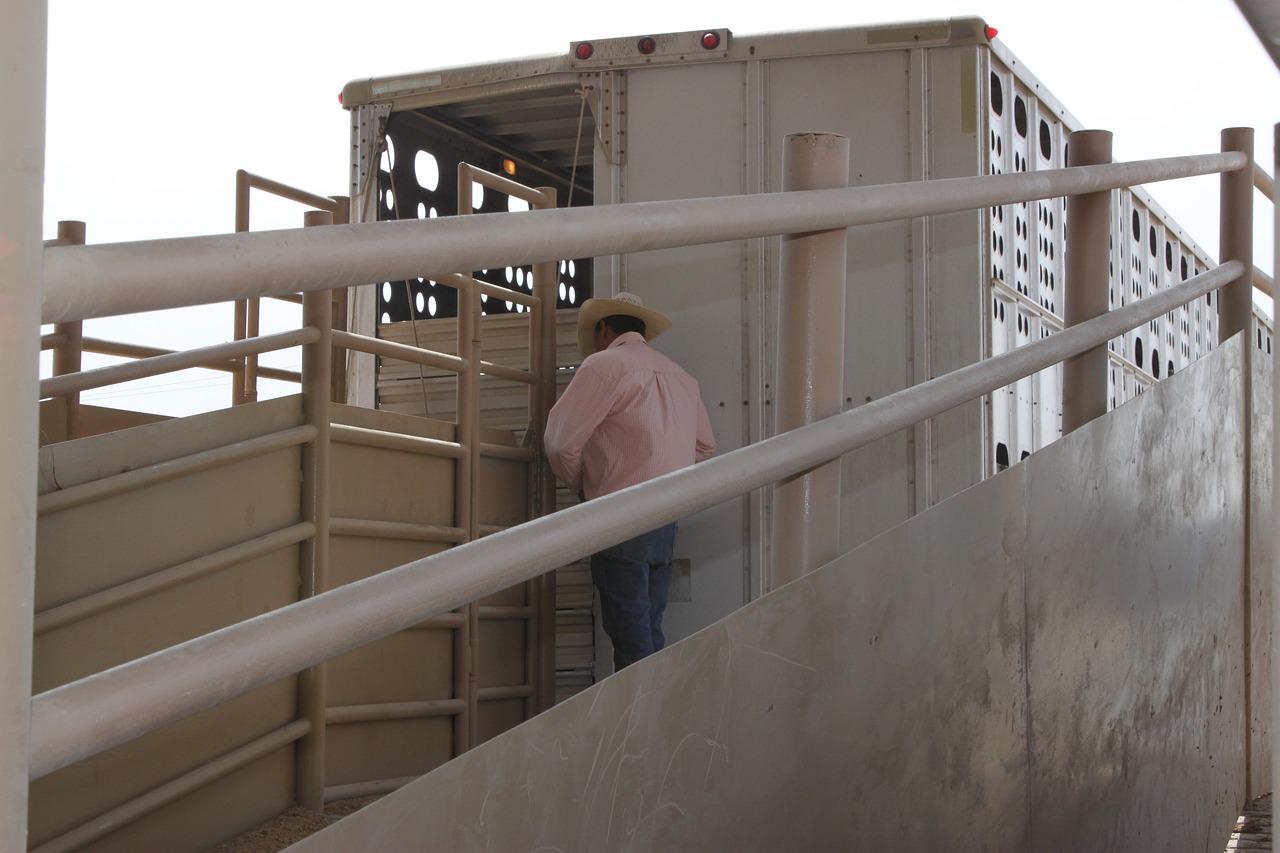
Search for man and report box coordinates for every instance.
[544,291,716,672]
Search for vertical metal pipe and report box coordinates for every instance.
[1272,121,1279,815]
[232,170,251,406]
[246,297,261,403]
[532,187,559,712]
[455,165,478,751]
[1,0,46,845]
[329,196,351,404]
[1220,128,1255,343]
[770,132,850,589]
[295,209,334,809]
[1220,128,1256,796]
[1062,131,1113,432]
[52,221,86,440]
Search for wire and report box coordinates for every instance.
[567,88,590,211]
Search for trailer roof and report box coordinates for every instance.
[340,17,993,111]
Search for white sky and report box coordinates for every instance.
[41,0,1279,415]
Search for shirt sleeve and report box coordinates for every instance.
[544,358,620,492]
[694,397,717,462]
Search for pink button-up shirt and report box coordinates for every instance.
[545,332,716,500]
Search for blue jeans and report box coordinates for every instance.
[591,523,677,672]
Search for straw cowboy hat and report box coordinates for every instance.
[576,291,672,356]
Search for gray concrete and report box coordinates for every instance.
[290,334,1261,852]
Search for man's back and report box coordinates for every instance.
[545,332,715,500]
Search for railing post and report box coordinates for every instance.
[233,170,250,406]
[1220,128,1255,344]
[329,196,351,405]
[52,221,86,440]
[1,0,46,846]
[770,132,850,589]
[1062,130,1113,432]
[532,187,559,713]
[296,209,334,809]
[1272,120,1279,816]
[1220,127,1256,798]
[455,165,479,753]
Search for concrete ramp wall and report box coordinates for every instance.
[293,333,1268,851]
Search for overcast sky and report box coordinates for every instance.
[40,0,1279,415]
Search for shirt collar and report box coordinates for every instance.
[607,331,647,350]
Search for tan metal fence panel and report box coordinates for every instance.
[30,398,307,851]
[27,396,541,850]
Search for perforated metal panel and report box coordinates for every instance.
[983,52,1230,474]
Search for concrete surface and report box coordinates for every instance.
[288,335,1262,851]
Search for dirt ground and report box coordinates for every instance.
[209,796,380,852]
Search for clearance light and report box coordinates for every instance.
[502,158,517,176]
[637,36,657,54]
[700,31,721,50]
[984,26,999,41]
[574,42,594,60]
[338,92,344,105]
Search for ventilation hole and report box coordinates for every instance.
[569,285,577,303]
[381,312,391,324]
[1132,210,1141,241]
[505,266,513,283]
[1259,329,1264,349]
[414,150,438,191]
[1165,241,1173,271]
[381,282,392,302]
[1039,119,1052,159]
[384,188,395,211]
[429,207,438,218]
[1181,257,1189,280]
[559,282,568,301]
[1168,360,1174,376]
[428,295,437,316]
[996,442,1010,471]
[1153,352,1161,378]
[1020,450,1030,461]
[569,260,576,276]
[417,202,426,219]
[990,72,1004,116]
[472,183,485,210]
[1014,96,1028,137]
[1135,337,1144,368]
[1148,225,1157,256]
[381,136,395,171]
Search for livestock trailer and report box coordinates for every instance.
[340,17,1272,685]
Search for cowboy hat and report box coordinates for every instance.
[576,291,672,356]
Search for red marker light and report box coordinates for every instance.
[984,25,999,41]
[700,31,721,50]
[337,92,344,106]
[637,36,657,54]
[574,42,594,60]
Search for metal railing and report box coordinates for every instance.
[21,130,1265,797]
[27,167,562,846]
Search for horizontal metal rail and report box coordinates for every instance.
[31,719,309,853]
[25,260,1241,779]
[40,333,65,351]
[332,329,466,374]
[437,272,540,307]
[326,699,464,725]
[480,444,534,462]
[479,360,536,384]
[34,522,315,634]
[37,425,317,516]
[461,163,555,206]
[477,685,535,702]
[82,337,301,383]
[1255,162,1275,201]
[238,170,338,213]
[329,517,466,544]
[1255,265,1274,298]
[39,328,318,398]
[41,152,1247,323]
[329,423,465,459]
[322,775,416,804]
